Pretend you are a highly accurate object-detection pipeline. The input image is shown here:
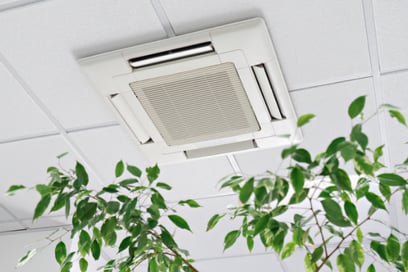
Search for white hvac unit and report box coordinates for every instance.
[79,18,301,164]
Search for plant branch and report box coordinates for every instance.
[316,216,371,271]
[308,197,328,258]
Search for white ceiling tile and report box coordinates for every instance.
[0,62,56,141]
[157,156,234,201]
[0,0,166,130]
[0,229,71,271]
[160,0,371,89]
[195,253,283,272]
[21,215,70,229]
[68,125,149,183]
[237,78,382,174]
[0,206,15,222]
[383,110,408,167]
[291,78,381,156]
[380,71,408,111]
[373,0,408,72]
[0,135,77,219]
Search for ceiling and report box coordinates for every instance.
[0,0,407,271]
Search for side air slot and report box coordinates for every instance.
[252,64,285,120]
[109,94,151,144]
[184,140,257,159]
[128,41,214,69]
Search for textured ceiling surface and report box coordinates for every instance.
[0,0,407,271]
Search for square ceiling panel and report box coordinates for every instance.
[0,62,56,141]
[160,0,371,90]
[0,0,167,130]
[0,135,76,219]
[373,0,408,72]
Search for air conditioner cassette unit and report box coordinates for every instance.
[79,18,301,164]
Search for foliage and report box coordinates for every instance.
[7,161,199,272]
[208,96,408,271]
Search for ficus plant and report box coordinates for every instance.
[7,160,200,272]
[207,96,408,271]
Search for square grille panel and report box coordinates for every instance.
[130,63,260,146]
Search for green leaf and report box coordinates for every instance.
[401,241,408,269]
[402,190,408,214]
[77,202,97,222]
[379,183,391,202]
[224,230,240,251]
[78,230,91,256]
[56,152,69,159]
[17,249,37,267]
[292,148,312,164]
[325,137,346,156]
[311,246,323,262]
[148,258,158,272]
[35,184,51,197]
[118,178,138,187]
[160,227,177,248]
[281,145,298,159]
[50,192,66,212]
[304,253,316,272]
[350,124,368,150]
[374,145,384,162]
[178,199,201,208]
[357,228,363,243]
[337,253,356,272]
[33,194,51,221]
[239,178,254,203]
[377,173,407,186]
[91,240,101,260]
[348,95,366,119]
[386,234,400,261]
[281,242,296,259]
[344,201,358,224]
[356,178,370,200]
[254,215,269,235]
[365,192,386,210]
[207,214,225,231]
[5,184,25,196]
[290,167,304,193]
[367,264,376,272]
[55,241,67,265]
[340,142,357,161]
[79,258,88,272]
[115,160,124,178]
[371,241,388,262]
[321,198,351,227]
[350,240,364,268]
[127,164,142,177]
[331,169,353,192]
[156,182,172,190]
[75,162,89,187]
[246,236,254,252]
[106,201,120,214]
[389,109,407,126]
[101,218,118,246]
[168,214,192,232]
[118,236,131,253]
[146,164,160,184]
[297,113,315,127]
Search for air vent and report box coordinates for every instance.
[130,63,260,146]
[79,18,301,164]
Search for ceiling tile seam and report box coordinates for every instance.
[290,74,373,93]
[0,0,46,12]
[226,154,243,174]
[0,131,59,145]
[0,223,70,236]
[0,202,27,229]
[150,0,176,37]
[381,66,408,76]
[65,121,119,134]
[361,0,398,229]
[0,53,105,186]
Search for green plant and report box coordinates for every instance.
[7,160,199,272]
[208,96,408,272]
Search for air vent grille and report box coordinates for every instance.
[130,63,260,146]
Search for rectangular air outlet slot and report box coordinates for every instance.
[252,64,285,120]
[185,140,257,158]
[130,63,260,146]
[128,42,214,69]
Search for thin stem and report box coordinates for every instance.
[316,216,371,271]
[308,197,328,258]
